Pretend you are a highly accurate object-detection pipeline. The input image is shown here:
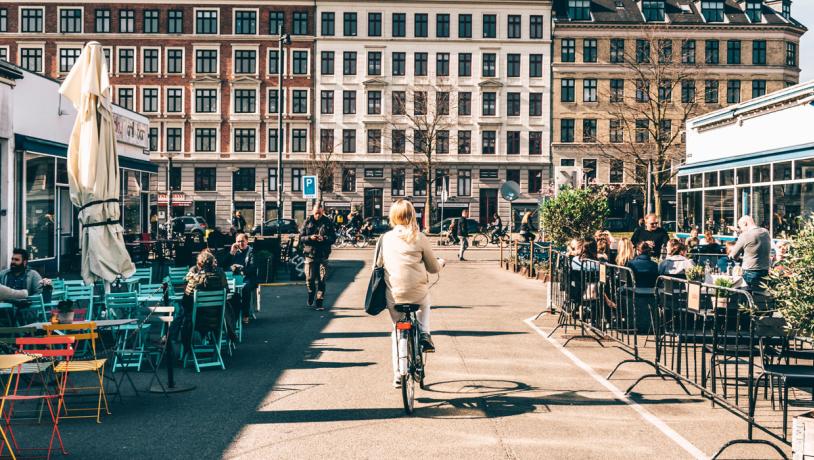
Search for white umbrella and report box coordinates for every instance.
[59,41,135,285]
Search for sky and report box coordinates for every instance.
[799,1,814,82]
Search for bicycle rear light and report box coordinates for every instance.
[396,322,412,330]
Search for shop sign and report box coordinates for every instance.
[157,192,190,206]
[114,113,149,150]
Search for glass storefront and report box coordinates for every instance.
[24,153,55,260]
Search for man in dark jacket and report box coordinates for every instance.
[457,209,470,261]
[230,233,256,323]
[232,211,247,234]
[631,213,669,257]
[300,203,336,310]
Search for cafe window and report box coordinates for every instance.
[23,154,55,260]
[773,161,793,182]
[752,163,771,183]
[679,190,702,232]
[795,159,814,180]
[704,171,718,187]
[720,169,735,186]
[703,188,734,234]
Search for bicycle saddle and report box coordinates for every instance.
[394,304,421,313]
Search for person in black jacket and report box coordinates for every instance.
[631,213,669,257]
[229,233,256,323]
[300,203,337,310]
[232,211,247,234]
[457,209,470,261]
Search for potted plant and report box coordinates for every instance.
[685,265,705,282]
[56,300,75,324]
[713,277,735,309]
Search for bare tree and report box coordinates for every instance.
[584,26,706,216]
[306,147,342,203]
[382,84,457,228]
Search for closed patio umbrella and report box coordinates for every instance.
[59,41,135,284]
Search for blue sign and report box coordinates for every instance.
[303,175,318,199]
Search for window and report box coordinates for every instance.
[342,130,356,153]
[268,50,280,74]
[568,0,591,20]
[610,79,624,103]
[480,169,498,180]
[21,8,43,33]
[658,79,672,102]
[607,39,625,64]
[482,131,496,154]
[483,14,496,38]
[530,15,544,40]
[320,51,335,75]
[365,168,384,179]
[752,40,766,65]
[168,10,183,33]
[166,128,182,152]
[142,88,159,112]
[195,89,218,113]
[727,40,741,65]
[437,13,450,38]
[635,119,649,143]
[482,92,496,116]
[583,119,597,142]
[507,54,520,77]
[701,1,725,22]
[457,170,472,196]
[195,10,218,34]
[415,13,428,37]
[437,92,450,115]
[143,10,159,33]
[507,131,520,154]
[507,15,521,39]
[268,129,279,152]
[506,169,521,184]
[560,159,575,167]
[682,80,696,103]
[233,168,255,192]
[362,51,381,76]
[291,50,308,75]
[561,119,575,143]
[561,39,576,62]
[393,13,406,37]
[458,131,471,154]
[782,0,791,19]
[414,52,428,76]
[682,39,696,64]
[636,39,651,63]
[659,120,671,142]
[194,168,217,191]
[166,88,183,113]
[58,48,81,73]
[292,169,304,192]
[268,89,279,113]
[635,79,650,103]
[232,50,255,74]
[530,93,543,116]
[561,78,575,102]
[292,129,307,153]
[343,51,357,75]
[321,12,335,36]
[415,92,427,115]
[414,170,427,196]
[267,168,278,191]
[787,42,797,67]
[726,80,741,104]
[342,169,356,192]
[117,88,134,110]
[0,9,5,33]
[343,12,357,36]
[365,12,382,37]
[482,53,496,77]
[705,40,719,64]
[166,48,184,73]
[196,50,218,74]
[95,9,110,33]
[752,79,766,98]
[643,0,665,21]
[459,14,472,38]
[149,128,159,152]
[436,53,450,76]
[20,48,42,73]
[583,79,597,102]
[60,8,82,33]
[610,160,624,183]
[392,130,406,154]
[234,11,256,35]
[195,129,217,152]
[321,90,334,114]
[118,49,135,73]
[583,39,597,62]
[658,40,673,64]
[458,53,471,77]
[704,80,719,103]
[609,119,623,143]
[529,170,543,193]
[458,92,472,116]
[367,91,382,115]
[392,169,406,196]
[293,11,308,35]
[269,11,284,34]
[367,130,382,153]
[392,92,406,115]
[138,48,158,73]
[292,90,308,114]
[507,93,521,117]
[529,54,543,78]
[745,1,762,22]
[530,132,543,155]
[343,91,356,114]
[320,129,334,153]
[391,52,406,76]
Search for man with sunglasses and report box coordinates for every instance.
[631,213,669,257]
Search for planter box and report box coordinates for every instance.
[794,411,814,459]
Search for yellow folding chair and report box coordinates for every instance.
[43,322,110,423]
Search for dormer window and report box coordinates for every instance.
[642,0,665,21]
[567,0,591,21]
[700,1,725,22]
[782,0,791,20]
[745,0,762,23]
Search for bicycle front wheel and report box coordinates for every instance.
[354,235,369,248]
[472,234,488,248]
[498,234,511,249]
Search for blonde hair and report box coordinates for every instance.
[389,199,420,243]
[521,211,532,224]
[616,238,634,266]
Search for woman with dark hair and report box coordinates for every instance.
[181,251,236,351]
[627,242,659,289]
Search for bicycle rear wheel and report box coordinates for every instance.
[354,235,369,248]
[472,234,488,248]
[498,234,511,249]
[401,332,416,415]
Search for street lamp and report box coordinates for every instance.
[230,166,239,225]
[162,152,178,242]
[277,25,291,239]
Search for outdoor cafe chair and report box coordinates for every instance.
[145,306,175,392]
[43,322,110,423]
[184,290,227,372]
[128,267,153,285]
[105,293,150,372]
[17,295,48,326]
[63,285,94,320]
[168,267,190,279]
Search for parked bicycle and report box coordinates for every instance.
[472,225,510,248]
[394,303,427,415]
[333,226,370,248]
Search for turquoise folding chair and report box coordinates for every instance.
[224,271,235,281]
[184,289,227,372]
[64,284,95,320]
[49,279,67,303]
[105,292,140,319]
[131,267,153,284]
[168,267,189,279]
[17,295,48,325]
[106,292,150,372]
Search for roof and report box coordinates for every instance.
[0,60,24,81]
[552,0,806,30]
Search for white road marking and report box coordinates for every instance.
[524,316,708,460]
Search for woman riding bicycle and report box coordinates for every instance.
[376,199,444,388]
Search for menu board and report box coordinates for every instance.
[688,283,701,312]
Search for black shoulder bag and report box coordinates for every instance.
[364,237,388,316]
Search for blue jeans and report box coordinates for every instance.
[742,270,768,292]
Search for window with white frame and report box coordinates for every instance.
[21,8,43,33]
[117,88,134,111]
[0,9,7,32]
[143,49,159,73]
[195,128,217,152]
[292,89,308,114]
[195,89,218,113]
[58,48,81,73]
[0,48,7,62]
[166,127,182,152]
[234,50,256,74]
[59,8,82,33]
[195,50,218,74]
[321,90,334,114]
[20,48,42,72]
[118,48,135,73]
[268,129,279,152]
[233,129,256,152]
[268,50,279,74]
[166,49,183,74]
[234,10,257,34]
[268,89,279,113]
[234,89,256,113]
[196,10,218,34]
[142,88,159,113]
[166,88,183,113]
[292,50,308,75]
[292,128,307,152]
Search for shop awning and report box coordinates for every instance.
[679,142,814,176]
[14,133,158,173]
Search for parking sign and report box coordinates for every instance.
[303,175,318,199]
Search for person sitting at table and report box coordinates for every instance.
[627,242,659,289]
[0,249,45,299]
[685,227,699,246]
[229,233,257,324]
[180,251,237,352]
[701,229,723,254]
[615,238,634,267]
[658,239,695,277]
[596,236,610,262]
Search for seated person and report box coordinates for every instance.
[180,251,237,350]
[627,242,659,289]
[658,239,695,277]
[0,249,44,304]
[700,229,724,254]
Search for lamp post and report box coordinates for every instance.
[163,152,177,241]
[277,25,291,239]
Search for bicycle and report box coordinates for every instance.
[394,303,427,415]
[336,226,369,248]
[472,225,510,248]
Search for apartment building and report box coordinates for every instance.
[551,0,806,227]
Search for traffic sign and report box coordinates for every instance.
[303,175,318,199]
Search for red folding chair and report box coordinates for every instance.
[0,336,76,459]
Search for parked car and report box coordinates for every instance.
[427,218,481,235]
[251,218,300,236]
[160,216,208,237]
[364,216,391,235]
